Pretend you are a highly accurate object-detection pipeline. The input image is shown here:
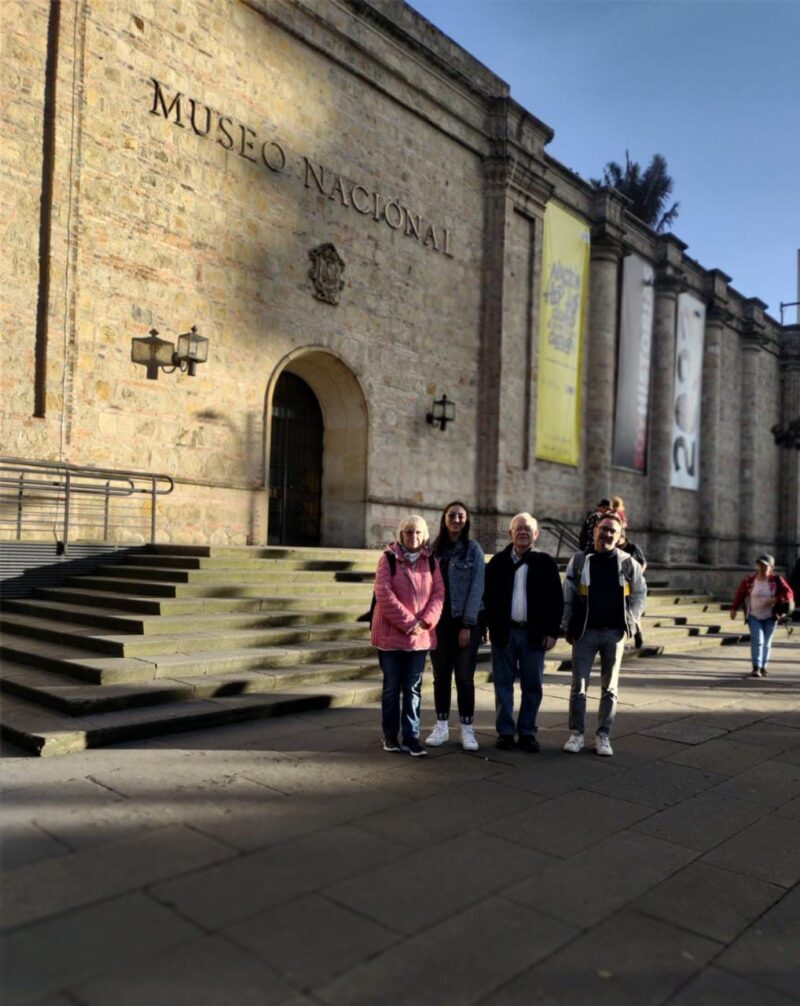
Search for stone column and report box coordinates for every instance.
[647,235,687,563]
[584,190,626,507]
[777,325,800,565]
[698,270,731,564]
[738,299,768,564]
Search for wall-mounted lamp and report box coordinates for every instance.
[771,419,800,450]
[131,326,209,380]
[426,394,456,431]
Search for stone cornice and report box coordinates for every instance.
[590,188,628,257]
[654,234,688,296]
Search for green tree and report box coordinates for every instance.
[592,151,679,233]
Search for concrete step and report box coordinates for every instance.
[126,553,378,573]
[35,586,372,615]
[0,630,377,684]
[0,656,382,716]
[2,598,368,634]
[92,564,377,585]
[0,678,388,757]
[65,575,373,599]
[149,544,377,562]
[0,612,371,657]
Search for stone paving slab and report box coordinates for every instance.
[630,792,769,851]
[633,861,785,943]
[1,891,200,1005]
[72,934,295,1006]
[504,829,698,928]
[716,883,800,998]
[2,640,800,1003]
[224,893,399,990]
[483,908,722,1005]
[314,895,578,1006]
[668,966,800,1006]
[1,824,235,930]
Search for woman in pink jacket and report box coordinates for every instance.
[372,515,445,756]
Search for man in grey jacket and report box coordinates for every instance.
[561,511,646,757]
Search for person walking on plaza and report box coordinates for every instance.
[483,512,563,752]
[371,515,444,756]
[562,511,646,757]
[730,554,795,677]
[425,502,485,751]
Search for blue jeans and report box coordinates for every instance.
[379,649,426,742]
[747,615,777,669]
[491,624,544,737]
[569,627,625,737]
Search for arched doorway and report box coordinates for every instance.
[265,349,369,547]
[268,373,323,545]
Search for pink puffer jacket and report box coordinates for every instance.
[370,543,445,651]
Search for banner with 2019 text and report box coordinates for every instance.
[670,292,706,490]
[535,203,590,466]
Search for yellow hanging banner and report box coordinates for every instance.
[535,203,590,466]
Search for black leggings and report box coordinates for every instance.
[430,617,481,723]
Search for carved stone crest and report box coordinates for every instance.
[308,243,345,305]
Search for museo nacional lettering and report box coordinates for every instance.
[149,78,454,258]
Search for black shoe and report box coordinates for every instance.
[518,735,540,753]
[750,668,761,678]
[495,734,515,750]
[760,668,768,677]
[382,735,401,752]
[401,737,428,757]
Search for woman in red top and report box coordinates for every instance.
[371,515,444,755]
[730,554,794,677]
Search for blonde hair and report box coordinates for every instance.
[611,496,625,511]
[396,514,430,546]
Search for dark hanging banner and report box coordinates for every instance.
[612,254,655,472]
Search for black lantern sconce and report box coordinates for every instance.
[771,418,800,450]
[131,326,209,380]
[426,394,456,431]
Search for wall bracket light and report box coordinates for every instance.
[426,394,455,431]
[131,326,209,380]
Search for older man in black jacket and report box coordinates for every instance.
[484,512,564,751]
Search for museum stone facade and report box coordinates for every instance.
[2,0,799,564]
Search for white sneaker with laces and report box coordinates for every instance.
[563,732,584,754]
[460,723,479,751]
[595,734,614,757]
[425,721,449,747]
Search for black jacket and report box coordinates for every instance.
[484,544,564,649]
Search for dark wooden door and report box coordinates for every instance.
[268,373,323,545]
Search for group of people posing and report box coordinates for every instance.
[370,501,647,759]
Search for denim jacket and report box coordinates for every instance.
[444,539,485,626]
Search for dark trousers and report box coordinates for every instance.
[430,617,481,723]
[379,649,426,742]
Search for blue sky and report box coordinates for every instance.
[410,0,800,323]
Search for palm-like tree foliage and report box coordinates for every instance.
[592,151,679,233]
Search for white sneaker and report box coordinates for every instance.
[595,734,614,757]
[563,732,584,754]
[460,723,479,751]
[425,721,449,746]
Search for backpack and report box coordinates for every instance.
[362,550,436,625]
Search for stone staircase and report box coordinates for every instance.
[0,544,757,756]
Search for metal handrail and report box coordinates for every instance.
[0,456,174,553]
[538,517,581,559]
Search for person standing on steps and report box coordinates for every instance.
[561,511,647,757]
[371,515,444,756]
[483,513,563,752]
[424,501,485,752]
[730,554,794,677]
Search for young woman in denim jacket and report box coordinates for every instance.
[424,501,485,751]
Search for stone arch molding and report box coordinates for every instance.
[264,347,369,547]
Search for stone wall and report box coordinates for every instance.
[2,0,798,563]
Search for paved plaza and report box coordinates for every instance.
[2,635,799,1005]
